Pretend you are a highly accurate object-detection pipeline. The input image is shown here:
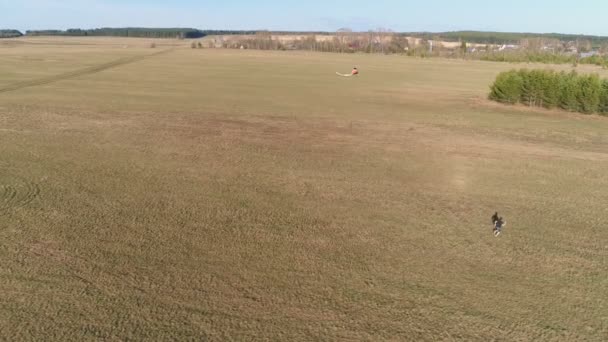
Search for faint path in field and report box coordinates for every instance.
[0,49,173,94]
[0,175,40,214]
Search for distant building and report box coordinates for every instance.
[580,51,600,58]
[565,42,578,54]
[541,46,556,53]
[498,44,518,51]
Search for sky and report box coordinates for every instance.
[1,0,607,36]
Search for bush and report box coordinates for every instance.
[559,71,580,112]
[580,55,608,68]
[539,71,560,109]
[599,79,608,114]
[576,74,602,114]
[489,70,523,104]
[521,69,543,107]
[489,69,607,115]
[480,52,576,64]
[518,69,561,109]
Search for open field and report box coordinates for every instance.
[1,37,607,340]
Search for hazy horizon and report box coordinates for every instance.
[7,27,608,38]
[2,0,607,37]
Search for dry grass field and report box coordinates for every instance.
[1,37,607,340]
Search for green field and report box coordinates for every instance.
[1,37,607,340]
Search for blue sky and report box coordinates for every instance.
[1,0,607,36]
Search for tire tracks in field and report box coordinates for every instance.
[0,49,173,94]
[0,175,40,214]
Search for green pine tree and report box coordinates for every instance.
[489,70,524,104]
[600,79,608,114]
[559,71,580,112]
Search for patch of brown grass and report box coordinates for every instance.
[0,41,607,340]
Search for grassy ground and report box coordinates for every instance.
[1,37,607,341]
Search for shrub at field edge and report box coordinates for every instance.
[489,69,608,115]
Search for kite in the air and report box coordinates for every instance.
[336,67,359,77]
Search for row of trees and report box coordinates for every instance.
[202,30,332,36]
[407,31,608,46]
[478,52,608,67]
[223,29,411,54]
[225,32,287,51]
[11,27,608,68]
[12,28,608,46]
[26,28,205,39]
[0,30,23,38]
[21,28,335,39]
[489,69,608,114]
[219,32,607,68]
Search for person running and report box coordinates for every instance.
[491,212,499,225]
[494,216,506,236]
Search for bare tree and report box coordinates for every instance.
[366,30,374,53]
[374,28,394,54]
[576,39,592,53]
[520,38,543,52]
[388,35,409,54]
[337,28,353,52]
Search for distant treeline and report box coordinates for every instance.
[479,52,608,67]
[26,28,206,39]
[16,28,608,46]
[216,33,608,68]
[489,69,608,115]
[0,29,23,38]
[217,31,410,54]
[406,31,608,46]
[23,28,336,39]
[201,30,333,36]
